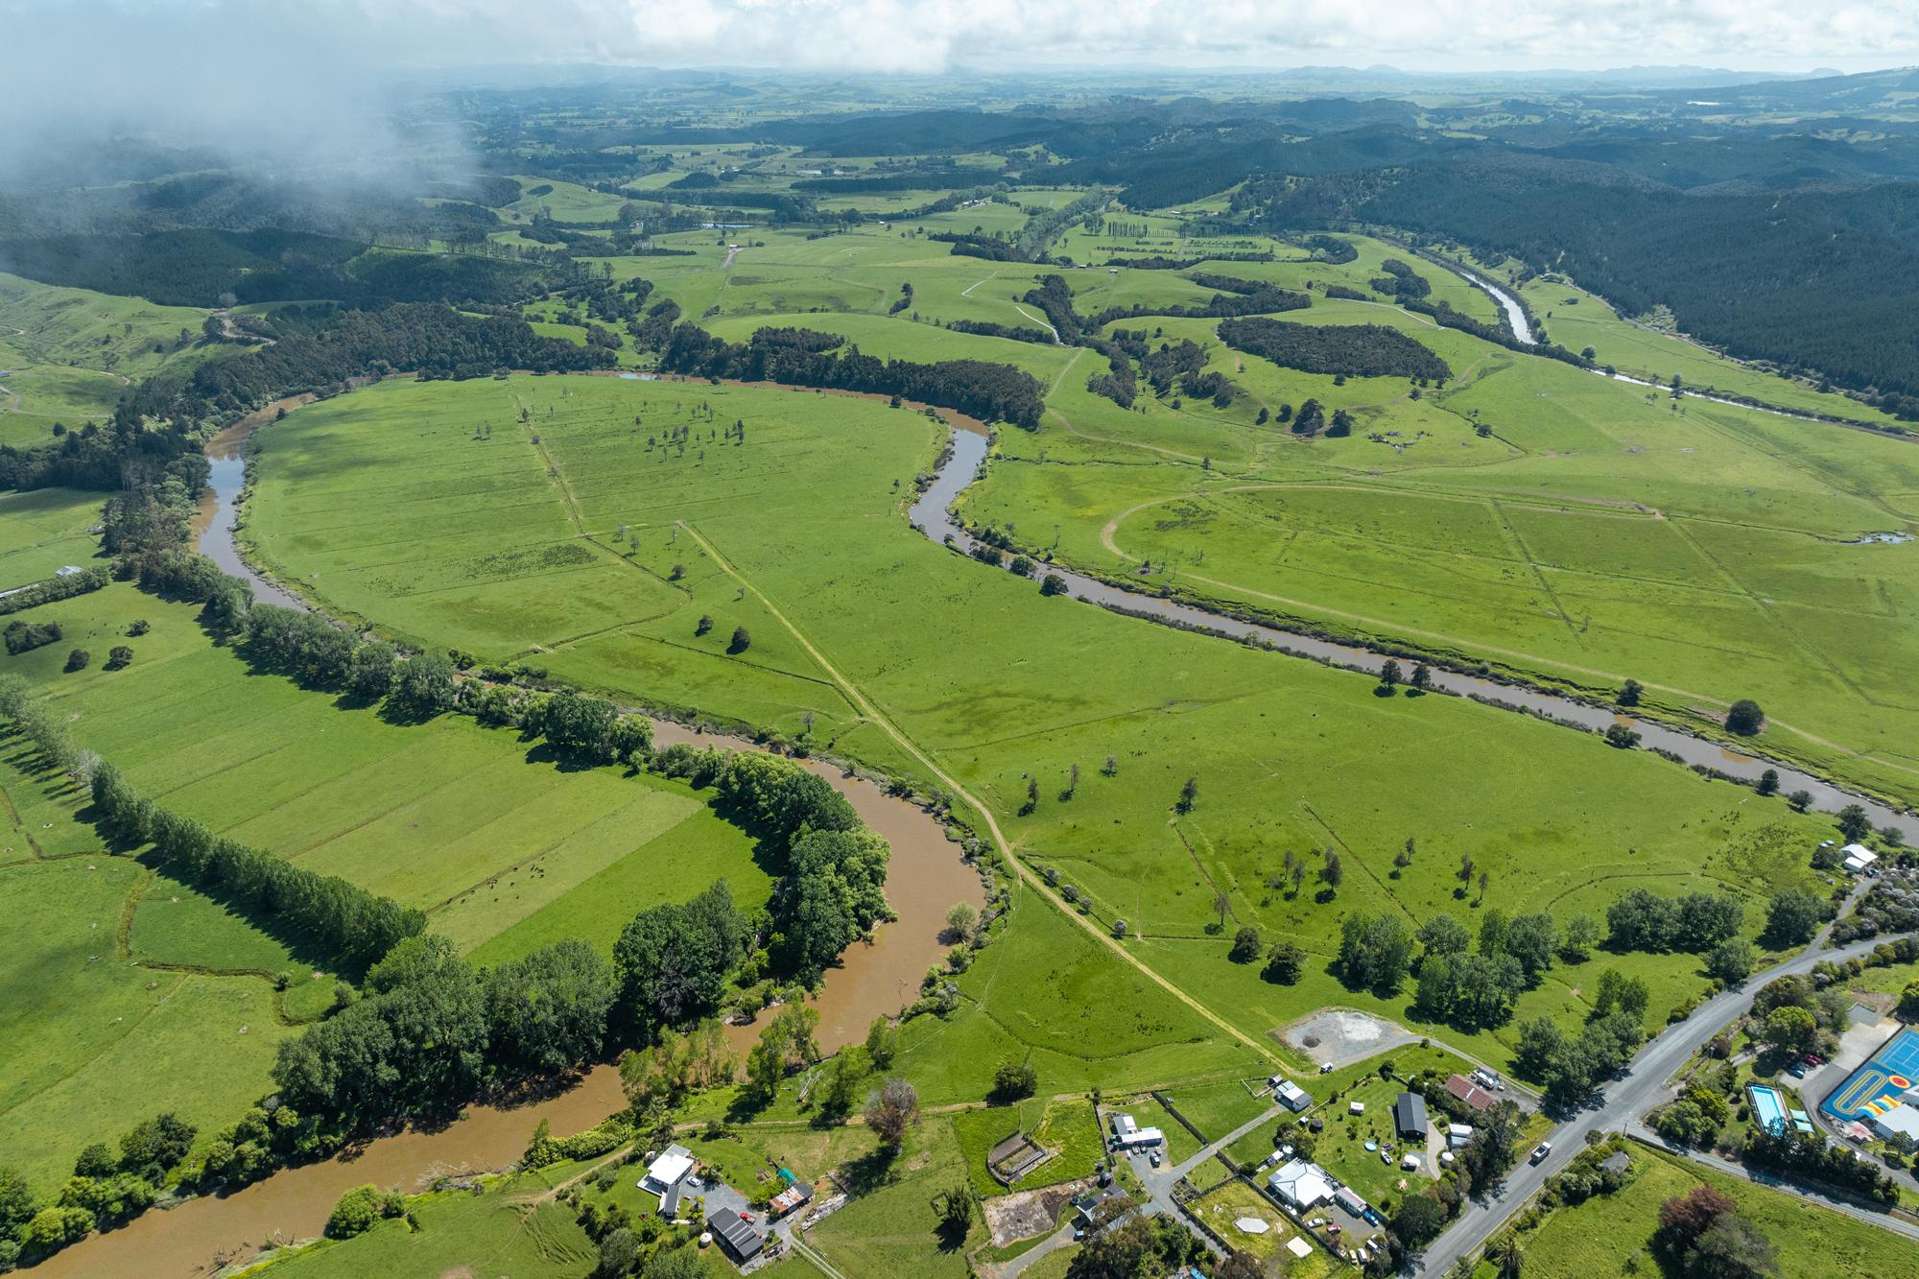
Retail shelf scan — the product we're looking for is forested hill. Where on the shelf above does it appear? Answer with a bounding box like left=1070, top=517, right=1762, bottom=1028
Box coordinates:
left=0, top=230, right=570, bottom=309
left=1246, top=156, right=1919, bottom=415
left=0, top=304, right=610, bottom=492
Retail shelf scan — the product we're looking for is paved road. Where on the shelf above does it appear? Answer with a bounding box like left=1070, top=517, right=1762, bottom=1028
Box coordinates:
left=1416, top=933, right=1899, bottom=1274
left=1625, top=1125, right=1919, bottom=1243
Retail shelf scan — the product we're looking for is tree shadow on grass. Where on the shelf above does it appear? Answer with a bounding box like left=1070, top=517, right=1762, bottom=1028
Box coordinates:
left=838, top=1143, right=900, bottom=1197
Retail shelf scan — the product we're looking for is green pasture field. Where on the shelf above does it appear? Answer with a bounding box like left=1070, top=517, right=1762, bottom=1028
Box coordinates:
left=703, top=310, right=1076, bottom=382
left=1469, top=1145, right=1914, bottom=1279
left=242, top=371, right=1839, bottom=1093
left=889, top=883, right=1263, bottom=1105
left=0, top=271, right=221, bottom=444
left=503, top=176, right=630, bottom=224
left=963, top=293, right=1919, bottom=807
left=0, top=854, right=292, bottom=1191
left=1047, top=228, right=1500, bottom=327
left=244, top=374, right=924, bottom=745
left=6, top=581, right=767, bottom=963
left=0, top=486, right=103, bottom=588
left=0, top=566, right=775, bottom=1187
left=1161, top=1077, right=1273, bottom=1145
left=129, top=869, right=341, bottom=1019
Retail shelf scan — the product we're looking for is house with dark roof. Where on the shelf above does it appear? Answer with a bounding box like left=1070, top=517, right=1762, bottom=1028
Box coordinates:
left=1393, top=1091, right=1428, bottom=1140
left=707, top=1207, right=764, bottom=1262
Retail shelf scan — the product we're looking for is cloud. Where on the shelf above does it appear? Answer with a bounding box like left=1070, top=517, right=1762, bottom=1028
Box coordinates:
left=2, top=0, right=1917, bottom=180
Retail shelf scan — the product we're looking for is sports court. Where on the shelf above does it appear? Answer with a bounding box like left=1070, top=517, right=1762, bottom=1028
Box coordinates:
left=1820, top=1026, right=1919, bottom=1123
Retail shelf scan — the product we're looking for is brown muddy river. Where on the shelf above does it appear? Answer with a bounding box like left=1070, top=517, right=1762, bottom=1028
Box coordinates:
left=35, top=735, right=979, bottom=1279
left=41, top=413, right=983, bottom=1278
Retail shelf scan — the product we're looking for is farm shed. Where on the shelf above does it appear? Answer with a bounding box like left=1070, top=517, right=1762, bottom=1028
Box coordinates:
left=707, top=1207, right=764, bottom=1262
left=1393, top=1091, right=1428, bottom=1139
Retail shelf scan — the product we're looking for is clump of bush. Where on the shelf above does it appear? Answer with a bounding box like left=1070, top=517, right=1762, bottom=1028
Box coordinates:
left=325, top=1183, right=404, bottom=1238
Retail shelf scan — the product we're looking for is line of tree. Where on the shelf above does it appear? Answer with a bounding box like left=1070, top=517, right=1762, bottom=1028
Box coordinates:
left=89, top=761, right=426, bottom=972
left=793, top=169, right=987, bottom=194
left=1604, top=887, right=1745, bottom=955
left=1743, top=1127, right=1898, bottom=1204
left=931, top=232, right=1036, bottom=263
left=946, top=319, right=1057, bottom=345
left=1024, top=272, right=1313, bottom=347
left=0, top=567, right=107, bottom=618
left=1098, top=252, right=1276, bottom=269
left=269, top=933, right=618, bottom=1150
left=657, top=323, right=1045, bottom=428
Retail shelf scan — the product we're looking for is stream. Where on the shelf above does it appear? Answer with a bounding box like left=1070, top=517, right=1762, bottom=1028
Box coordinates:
left=190, top=400, right=309, bottom=612
left=910, top=428, right=1918, bottom=842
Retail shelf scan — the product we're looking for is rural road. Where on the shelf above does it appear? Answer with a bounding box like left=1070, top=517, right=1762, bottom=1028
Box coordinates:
left=1415, top=933, right=1903, bottom=1274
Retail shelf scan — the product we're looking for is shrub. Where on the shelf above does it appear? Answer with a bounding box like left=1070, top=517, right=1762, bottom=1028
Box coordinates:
left=3, top=619, right=61, bottom=655
left=104, top=645, right=134, bottom=670
left=63, top=648, right=90, bottom=672
left=991, top=1059, right=1037, bottom=1103
left=326, top=1183, right=403, bottom=1238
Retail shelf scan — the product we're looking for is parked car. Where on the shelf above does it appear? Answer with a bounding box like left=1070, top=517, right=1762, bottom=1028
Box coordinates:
left=1529, top=1143, right=1552, bottom=1165
left=1149, top=1151, right=1161, bottom=1168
